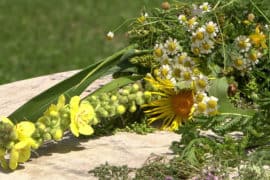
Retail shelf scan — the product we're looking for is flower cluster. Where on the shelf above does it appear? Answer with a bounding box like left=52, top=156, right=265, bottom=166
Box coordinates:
left=232, top=25, right=267, bottom=72
left=0, top=95, right=97, bottom=170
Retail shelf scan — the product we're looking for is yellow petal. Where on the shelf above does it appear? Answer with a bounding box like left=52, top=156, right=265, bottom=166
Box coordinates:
left=70, top=96, right=80, bottom=121
left=78, top=124, right=94, bottom=136
left=18, top=146, right=31, bottom=163
left=9, top=149, right=19, bottom=170
left=16, top=121, right=36, bottom=140
left=57, top=95, right=66, bottom=109
left=79, top=101, right=95, bottom=122
left=70, top=122, right=79, bottom=137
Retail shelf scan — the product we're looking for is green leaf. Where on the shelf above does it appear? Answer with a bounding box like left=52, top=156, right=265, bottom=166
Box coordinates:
left=208, top=77, right=255, bottom=116
left=8, top=44, right=146, bottom=123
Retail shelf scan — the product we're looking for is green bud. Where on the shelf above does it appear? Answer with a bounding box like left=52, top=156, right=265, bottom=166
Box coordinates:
left=144, top=91, right=152, bottom=99
left=43, top=133, right=52, bottom=141
left=37, top=122, right=46, bottom=131
left=120, top=89, right=130, bottom=96
left=129, top=104, right=137, bottom=113
left=131, top=83, right=140, bottom=92
left=128, top=94, right=136, bottom=101
left=119, top=96, right=129, bottom=104
left=100, top=109, right=109, bottom=118
left=136, top=97, right=145, bottom=105
left=53, top=129, right=63, bottom=141
left=117, top=105, right=126, bottom=115
left=49, top=110, right=59, bottom=118
left=110, top=95, right=118, bottom=102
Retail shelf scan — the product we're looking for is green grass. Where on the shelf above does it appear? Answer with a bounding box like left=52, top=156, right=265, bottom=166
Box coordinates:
left=0, top=0, right=161, bottom=84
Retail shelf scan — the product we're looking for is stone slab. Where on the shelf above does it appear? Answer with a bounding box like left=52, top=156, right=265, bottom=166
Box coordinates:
left=0, top=71, right=181, bottom=179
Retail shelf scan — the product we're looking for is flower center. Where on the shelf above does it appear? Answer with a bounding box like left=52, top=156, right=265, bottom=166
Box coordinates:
left=168, top=42, right=176, bottom=52
left=170, top=90, right=194, bottom=118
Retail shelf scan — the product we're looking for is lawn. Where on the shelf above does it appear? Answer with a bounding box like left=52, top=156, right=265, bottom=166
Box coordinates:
left=0, top=0, right=161, bottom=84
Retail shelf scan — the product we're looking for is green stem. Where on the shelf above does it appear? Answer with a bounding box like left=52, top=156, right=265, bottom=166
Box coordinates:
left=249, top=0, right=270, bottom=24
left=220, top=112, right=253, bottom=118
left=214, top=13, right=227, bottom=71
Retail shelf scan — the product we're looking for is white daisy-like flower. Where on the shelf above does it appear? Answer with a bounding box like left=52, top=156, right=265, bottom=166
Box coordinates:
left=199, top=2, right=211, bottom=13
left=183, top=56, right=195, bottom=68
left=106, top=31, right=114, bottom=40
left=193, top=96, right=208, bottom=115
left=164, top=37, right=181, bottom=55
left=187, top=17, right=199, bottom=31
left=245, top=50, right=262, bottom=65
left=178, top=14, right=187, bottom=25
left=195, top=92, right=207, bottom=103
left=171, top=64, right=183, bottom=79
left=232, top=55, right=248, bottom=71
left=180, top=67, right=195, bottom=85
left=206, top=96, right=218, bottom=115
left=153, top=43, right=166, bottom=59
left=192, top=27, right=206, bottom=41
left=195, top=74, right=209, bottom=91
left=200, top=39, right=215, bottom=54
left=137, top=12, right=149, bottom=24
left=191, top=42, right=202, bottom=56
left=235, top=36, right=251, bottom=53
left=158, top=64, right=173, bottom=80
left=160, top=54, right=173, bottom=65
left=204, top=21, right=219, bottom=38
left=175, top=52, right=188, bottom=65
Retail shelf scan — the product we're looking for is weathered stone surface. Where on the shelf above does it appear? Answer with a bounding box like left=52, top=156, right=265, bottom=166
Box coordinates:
left=0, top=71, right=180, bottom=179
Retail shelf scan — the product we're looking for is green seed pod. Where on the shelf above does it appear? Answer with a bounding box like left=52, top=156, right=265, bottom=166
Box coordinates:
left=117, top=105, right=126, bottom=115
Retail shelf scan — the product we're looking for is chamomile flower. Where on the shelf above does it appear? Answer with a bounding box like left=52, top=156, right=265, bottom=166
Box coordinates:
left=175, top=52, right=188, bottom=65
left=191, top=43, right=201, bottom=56
left=235, top=36, right=251, bottom=52
left=178, top=14, right=187, bottom=25
left=204, top=21, right=218, bottom=38
left=160, top=54, right=173, bottom=65
left=246, top=49, right=262, bottom=65
left=171, top=64, right=182, bottom=79
left=164, top=38, right=181, bottom=55
left=137, top=12, right=149, bottom=24
left=106, top=31, right=114, bottom=40
left=195, top=74, right=209, bottom=91
left=195, top=92, right=207, bottom=103
left=193, top=96, right=208, bottom=115
left=200, top=39, right=214, bottom=54
left=180, top=67, right=195, bottom=85
left=206, top=96, right=218, bottom=115
left=158, top=64, right=173, bottom=80
left=193, top=27, right=206, bottom=41
left=183, top=56, right=195, bottom=68
left=199, top=2, right=211, bottom=13
left=153, top=43, right=166, bottom=59
left=232, top=55, right=248, bottom=71
left=187, top=17, right=198, bottom=31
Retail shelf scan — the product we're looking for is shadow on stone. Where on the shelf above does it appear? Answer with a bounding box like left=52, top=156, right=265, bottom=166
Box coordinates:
left=33, top=134, right=85, bottom=158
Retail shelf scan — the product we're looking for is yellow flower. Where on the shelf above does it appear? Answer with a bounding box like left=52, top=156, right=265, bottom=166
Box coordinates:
left=69, top=96, right=98, bottom=137
left=142, top=75, right=194, bottom=131
left=9, top=141, right=32, bottom=170
left=249, top=26, right=267, bottom=49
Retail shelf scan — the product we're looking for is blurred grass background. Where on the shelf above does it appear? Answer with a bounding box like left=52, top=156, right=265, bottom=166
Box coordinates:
left=0, top=0, right=161, bottom=84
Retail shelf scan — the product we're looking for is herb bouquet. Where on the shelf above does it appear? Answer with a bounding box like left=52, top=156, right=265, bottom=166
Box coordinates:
left=1, top=0, right=270, bottom=178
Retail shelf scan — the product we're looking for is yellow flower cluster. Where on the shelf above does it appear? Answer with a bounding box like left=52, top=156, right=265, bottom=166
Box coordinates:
left=232, top=26, right=267, bottom=71
left=0, top=95, right=97, bottom=170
